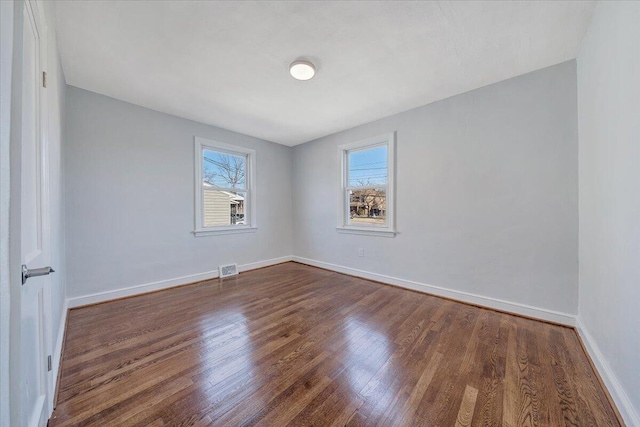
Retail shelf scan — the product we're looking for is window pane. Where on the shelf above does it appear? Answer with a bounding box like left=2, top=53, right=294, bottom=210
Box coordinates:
left=348, top=188, right=387, bottom=226
left=348, top=145, right=387, bottom=187
left=203, top=149, right=246, bottom=189
left=203, top=188, right=246, bottom=227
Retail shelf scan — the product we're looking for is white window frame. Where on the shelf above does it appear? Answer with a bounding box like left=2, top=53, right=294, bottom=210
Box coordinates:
left=337, top=132, right=396, bottom=237
left=193, top=136, right=257, bottom=236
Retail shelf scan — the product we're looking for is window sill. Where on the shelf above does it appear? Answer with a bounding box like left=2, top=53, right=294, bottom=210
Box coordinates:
left=193, top=226, right=257, bottom=237
left=336, top=226, right=396, bottom=238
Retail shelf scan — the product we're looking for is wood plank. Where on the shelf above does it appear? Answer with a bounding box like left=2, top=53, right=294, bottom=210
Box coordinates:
left=456, top=385, right=478, bottom=427
left=49, top=262, right=623, bottom=426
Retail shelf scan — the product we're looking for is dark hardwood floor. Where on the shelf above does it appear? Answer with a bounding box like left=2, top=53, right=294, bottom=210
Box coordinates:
left=50, top=262, right=621, bottom=426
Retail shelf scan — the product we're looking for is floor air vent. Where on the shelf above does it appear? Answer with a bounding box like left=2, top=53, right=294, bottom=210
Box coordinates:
left=219, top=263, right=239, bottom=278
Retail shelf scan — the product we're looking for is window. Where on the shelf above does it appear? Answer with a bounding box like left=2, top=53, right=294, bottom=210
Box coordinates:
left=338, top=133, right=395, bottom=237
left=194, top=137, right=256, bottom=236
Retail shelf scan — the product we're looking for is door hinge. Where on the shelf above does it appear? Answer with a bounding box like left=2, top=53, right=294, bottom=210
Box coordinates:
left=47, top=355, right=52, bottom=372
left=42, top=71, right=47, bottom=88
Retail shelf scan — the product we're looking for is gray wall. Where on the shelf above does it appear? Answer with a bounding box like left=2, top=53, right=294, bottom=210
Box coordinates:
left=293, top=61, right=579, bottom=314
left=577, top=1, right=640, bottom=420
left=64, top=87, right=293, bottom=298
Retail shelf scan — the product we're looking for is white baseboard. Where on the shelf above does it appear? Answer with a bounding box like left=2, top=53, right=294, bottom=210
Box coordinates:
left=292, top=256, right=577, bottom=326
left=238, top=256, right=292, bottom=273
left=67, top=256, right=293, bottom=309
left=576, top=318, right=640, bottom=427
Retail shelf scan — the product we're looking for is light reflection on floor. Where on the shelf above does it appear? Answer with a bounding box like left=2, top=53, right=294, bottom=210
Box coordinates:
left=343, top=316, right=399, bottom=412
left=193, top=309, right=259, bottom=411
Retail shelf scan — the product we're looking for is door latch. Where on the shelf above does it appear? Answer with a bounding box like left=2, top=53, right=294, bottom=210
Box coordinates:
left=22, top=264, right=54, bottom=285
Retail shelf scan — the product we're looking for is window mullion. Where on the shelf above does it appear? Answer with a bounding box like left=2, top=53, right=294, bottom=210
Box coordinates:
left=346, top=185, right=387, bottom=191
left=205, top=187, right=248, bottom=193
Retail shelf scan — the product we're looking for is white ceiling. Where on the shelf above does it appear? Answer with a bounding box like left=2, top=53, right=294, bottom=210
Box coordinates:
left=54, top=1, right=595, bottom=146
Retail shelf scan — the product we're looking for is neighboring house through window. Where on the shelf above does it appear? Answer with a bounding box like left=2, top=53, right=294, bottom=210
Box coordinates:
left=337, top=132, right=396, bottom=237
left=194, top=136, right=256, bottom=236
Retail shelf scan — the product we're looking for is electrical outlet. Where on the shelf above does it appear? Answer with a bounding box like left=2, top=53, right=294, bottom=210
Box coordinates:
left=358, top=248, right=365, bottom=257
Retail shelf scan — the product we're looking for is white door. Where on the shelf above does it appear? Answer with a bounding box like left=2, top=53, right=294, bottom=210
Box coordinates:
left=20, top=1, right=53, bottom=426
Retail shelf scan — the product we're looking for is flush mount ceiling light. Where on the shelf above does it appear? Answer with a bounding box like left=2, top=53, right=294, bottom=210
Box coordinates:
left=289, top=60, right=315, bottom=81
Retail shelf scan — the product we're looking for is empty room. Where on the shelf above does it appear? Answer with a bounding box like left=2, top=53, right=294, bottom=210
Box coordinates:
left=1, top=0, right=639, bottom=426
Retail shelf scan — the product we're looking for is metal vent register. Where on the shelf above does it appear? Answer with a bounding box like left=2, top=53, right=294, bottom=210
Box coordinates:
left=219, top=264, right=239, bottom=278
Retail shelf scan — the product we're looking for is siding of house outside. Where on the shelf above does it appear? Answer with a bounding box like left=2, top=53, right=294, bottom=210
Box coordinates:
left=203, top=189, right=231, bottom=226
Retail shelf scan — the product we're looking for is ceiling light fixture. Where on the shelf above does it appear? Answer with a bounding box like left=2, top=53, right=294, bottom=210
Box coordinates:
left=289, top=60, right=315, bottom=81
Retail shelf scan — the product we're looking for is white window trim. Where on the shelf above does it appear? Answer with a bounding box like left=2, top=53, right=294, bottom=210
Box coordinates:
left=337, top=132, right=396, bottom=237
left=193, top=136, right=257, bottom=237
